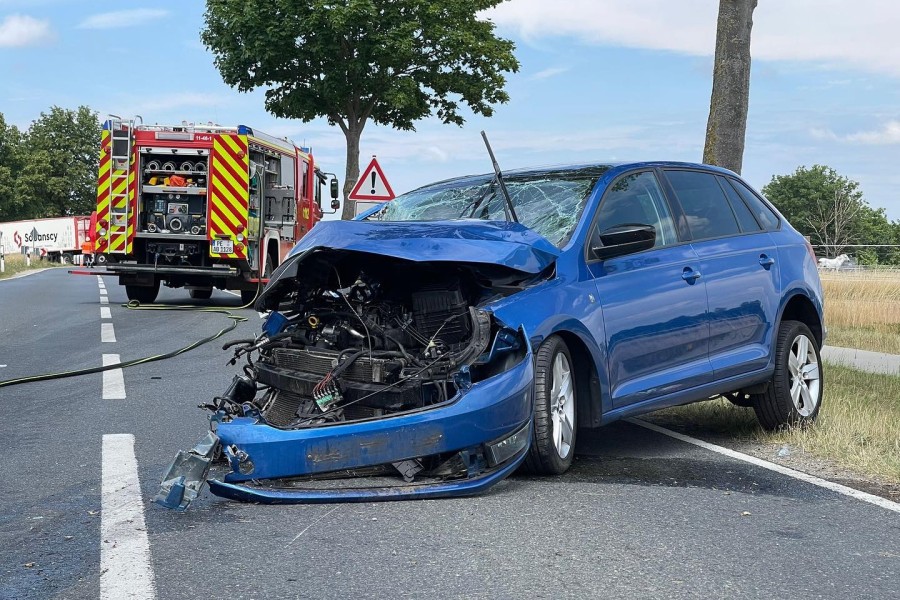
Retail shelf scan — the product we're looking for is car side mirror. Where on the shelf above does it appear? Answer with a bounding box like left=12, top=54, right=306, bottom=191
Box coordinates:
left=591, top=224, right=656, bottom=260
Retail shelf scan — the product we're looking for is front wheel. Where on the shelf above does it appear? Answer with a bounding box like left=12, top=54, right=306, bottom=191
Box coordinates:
left=525, top=336, right=577, bottom=475
left=752, top=320, right=823, bottom=430
left=125, top=279, right=160, bottom=304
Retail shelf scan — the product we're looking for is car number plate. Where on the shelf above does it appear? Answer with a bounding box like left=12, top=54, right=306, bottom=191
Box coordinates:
left=212, top=239, right=234, bottom=254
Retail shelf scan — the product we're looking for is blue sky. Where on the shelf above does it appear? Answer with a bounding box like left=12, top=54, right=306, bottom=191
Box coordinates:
left=1, top=0, right=899, bottom=219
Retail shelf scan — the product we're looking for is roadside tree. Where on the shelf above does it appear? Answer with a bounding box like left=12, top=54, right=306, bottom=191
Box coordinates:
left=763, top=165, right=897, bottom=265
left=703, top=0, right=757, bottom=174
left=0, top=113, right=24, bottom=221
left=16, top=106, right=101, bottom=218
left=202, top=0, right=519, bottom=219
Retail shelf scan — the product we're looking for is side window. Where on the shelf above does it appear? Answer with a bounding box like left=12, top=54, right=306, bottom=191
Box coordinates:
left=280, top=154, right=296, bottom=191
left=717, top=175, right=761, bottom=233
left=593, top=171, right=678, bottom=249
left=728, top=178, right=780, bottom=230
left=665, top=170, right=740, bottom=240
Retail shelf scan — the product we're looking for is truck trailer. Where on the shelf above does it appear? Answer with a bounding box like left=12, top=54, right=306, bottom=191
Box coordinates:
left=94, top=117, right=340, bottom=303
left=0, top=215, right=93, bottom=264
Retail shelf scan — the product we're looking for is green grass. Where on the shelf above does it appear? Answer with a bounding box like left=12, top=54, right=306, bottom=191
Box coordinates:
left=827, top=326, right=900, bottom=355
left=0, top=253, right=61, bottom=280
left=650, top=362, right=900, bottom=485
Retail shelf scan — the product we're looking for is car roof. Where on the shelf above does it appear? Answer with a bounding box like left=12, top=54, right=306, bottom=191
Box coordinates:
left=408, top=161, right=740, bottom=192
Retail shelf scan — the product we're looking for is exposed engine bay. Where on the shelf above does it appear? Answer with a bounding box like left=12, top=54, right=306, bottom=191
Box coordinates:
left=212, top=250, right=538, bottom=429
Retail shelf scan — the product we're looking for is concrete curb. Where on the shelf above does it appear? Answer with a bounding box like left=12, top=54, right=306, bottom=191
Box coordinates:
left=822, top=346, right=900, bottom=376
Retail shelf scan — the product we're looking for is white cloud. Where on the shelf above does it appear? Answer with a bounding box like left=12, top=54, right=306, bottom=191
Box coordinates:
left=0, top=14, right=54, bottom=47
left=77, top=9, right=168, bottom=30
left=814, top=121, right=900, bottom=145
left=530, top=66, right=570, bottom=80
left=110, top=92, right=227, bottom=118
left=486, top=0, right=900, bottom=77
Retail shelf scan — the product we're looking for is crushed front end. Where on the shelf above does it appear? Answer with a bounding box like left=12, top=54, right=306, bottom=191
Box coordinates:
left=156, top=240, right=543, bottom=509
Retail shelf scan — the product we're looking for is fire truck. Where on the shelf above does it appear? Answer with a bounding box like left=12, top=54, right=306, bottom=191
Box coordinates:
left=95, top=117, right=340, bottom=303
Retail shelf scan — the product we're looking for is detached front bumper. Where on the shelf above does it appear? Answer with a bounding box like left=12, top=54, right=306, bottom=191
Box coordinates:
left=156, top=351, right=533, bottom=508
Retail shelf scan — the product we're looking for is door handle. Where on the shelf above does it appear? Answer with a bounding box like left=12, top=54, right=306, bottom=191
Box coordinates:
left=682, top=267, right=701, bottom=282
left=759, top=254, right=776, bottom=268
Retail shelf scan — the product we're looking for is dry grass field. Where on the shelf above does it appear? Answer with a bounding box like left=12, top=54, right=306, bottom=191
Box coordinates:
left=821, top=269, right=900, bottom=354
left=0, top=253, right=61, bottom=280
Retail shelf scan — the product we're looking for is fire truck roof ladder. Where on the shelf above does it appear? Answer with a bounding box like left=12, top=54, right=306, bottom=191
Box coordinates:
left=107, top=115, right=133, bottom=255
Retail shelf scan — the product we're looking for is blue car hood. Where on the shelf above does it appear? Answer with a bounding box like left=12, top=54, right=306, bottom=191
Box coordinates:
left=286, top=219, right=560, bottom=273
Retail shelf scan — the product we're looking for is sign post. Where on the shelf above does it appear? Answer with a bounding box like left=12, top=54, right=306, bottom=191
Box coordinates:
left=349, top=156, right=396, bottom=217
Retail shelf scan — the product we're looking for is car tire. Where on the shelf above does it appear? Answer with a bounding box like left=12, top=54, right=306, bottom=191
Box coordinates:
left=125, top=279, right=160, bottom=304
left=525, top=335, right=577, bottom=475
left=189, top=288, right=213, bottom=300
left=751, top=320, right=823, bottom=430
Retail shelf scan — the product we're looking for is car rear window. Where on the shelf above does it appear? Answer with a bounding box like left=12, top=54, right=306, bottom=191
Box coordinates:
left=727, top=178, right=780, bottom=231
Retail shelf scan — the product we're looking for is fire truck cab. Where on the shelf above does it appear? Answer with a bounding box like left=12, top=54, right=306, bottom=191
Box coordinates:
left=95, top=117, right=339, bottom=303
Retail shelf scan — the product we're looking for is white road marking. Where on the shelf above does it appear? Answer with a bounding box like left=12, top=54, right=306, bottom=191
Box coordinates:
left=630, top=418, right=900, bottom=515
left=223, top=290, right=240, bottom=296
left=100, top=289, right=108, bottom=297
left=100, top=296, right=109, bottom=305
left=101, top=322, right=117, bottom=343
left=101, top=306, right=112, bottom=319
left=101, top=434, right=156, bottom=600
left=102, top=354, right=125, bottom=400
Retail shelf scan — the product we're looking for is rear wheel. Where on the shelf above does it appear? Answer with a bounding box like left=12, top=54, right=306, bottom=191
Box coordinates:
left=752, top=320, right=823, bottom=430
left=525, top=336, right=577, bottom=475
left=125, top=279, right=160, bottom=304
left=188, top=288, right=213, bottom=300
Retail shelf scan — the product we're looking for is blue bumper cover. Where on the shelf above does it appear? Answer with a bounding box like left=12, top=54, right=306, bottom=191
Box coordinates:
left=206, top=352, right=534, bottom=503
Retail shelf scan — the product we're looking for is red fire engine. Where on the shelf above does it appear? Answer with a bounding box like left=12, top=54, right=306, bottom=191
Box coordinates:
left=94, top=117, right=339, bottom=303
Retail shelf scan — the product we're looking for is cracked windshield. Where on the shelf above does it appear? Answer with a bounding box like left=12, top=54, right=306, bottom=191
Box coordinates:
left=370, top=170, right=606, bottom=247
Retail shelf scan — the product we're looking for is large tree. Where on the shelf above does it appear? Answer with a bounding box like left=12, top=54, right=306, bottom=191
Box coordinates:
left=202, top=0, right=519, bottom=219
left=703, top=0, right=757, bottom=174
left=17, top=106, right=101, bottom=217
left=0, top=113, right=24, bottom=221
left=763, top=165, right=898, bottom=264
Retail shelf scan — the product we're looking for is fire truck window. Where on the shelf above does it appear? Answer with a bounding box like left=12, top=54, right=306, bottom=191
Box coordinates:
left=281, top=155, right=296, bottom=191
left=301, top=160, right=310, bottom=199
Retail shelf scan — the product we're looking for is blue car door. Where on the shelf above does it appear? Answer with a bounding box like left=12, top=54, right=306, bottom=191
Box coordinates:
left=587, top=170, right=712, bottom=409
left=662, top=170, right=780, bottom=379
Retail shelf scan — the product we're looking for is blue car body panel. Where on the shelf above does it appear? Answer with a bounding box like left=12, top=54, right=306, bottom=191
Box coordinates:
left=285, top=219, right=560, bottom=274
left=157, top=160, right=825, bottom=508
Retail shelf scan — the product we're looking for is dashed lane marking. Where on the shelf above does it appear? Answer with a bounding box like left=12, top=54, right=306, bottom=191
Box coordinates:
left=101, top=322, right=116, bottom=343
left=100, top=296, right=108, bottom=305
left=102, top=354, right=125, bottom=400
left=101, top=434, right=156, bottom=600
left=101, top=307, right=111, bottom=319
left=630, top=419, right=900, bottom=515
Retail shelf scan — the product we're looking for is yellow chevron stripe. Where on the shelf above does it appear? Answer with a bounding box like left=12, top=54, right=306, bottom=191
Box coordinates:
left=220, top=136, right=249, bottom=174
left=210, top=168, right=246, bottom=221
left=209, top=210, right=236, bottom=237
left=213, top=146, right=249, bottom=187
left=211, top=195, right=242, bottom=229
left=215, top=138, right=249, bottom=181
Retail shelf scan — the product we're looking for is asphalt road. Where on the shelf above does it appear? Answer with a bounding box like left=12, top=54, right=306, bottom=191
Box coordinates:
left=1, top=269, right=898, bottom=600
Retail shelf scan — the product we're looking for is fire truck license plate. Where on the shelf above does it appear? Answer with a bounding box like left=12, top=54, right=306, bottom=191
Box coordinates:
left=212, top=240, right=234, bottom=254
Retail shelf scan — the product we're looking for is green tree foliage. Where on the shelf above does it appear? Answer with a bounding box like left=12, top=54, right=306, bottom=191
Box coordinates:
left=202, top=0, right=519, bottom=219
left=0, top=114, right=24, bottom=221
left=762, top=165, right=900, bottom=265
left=18, top=106, right=101, bottom=217
left=0, top=106, right=100, bottom=221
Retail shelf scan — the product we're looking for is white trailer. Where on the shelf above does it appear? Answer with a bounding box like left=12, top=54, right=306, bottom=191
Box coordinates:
left=0, top=216, right=92, bottom=263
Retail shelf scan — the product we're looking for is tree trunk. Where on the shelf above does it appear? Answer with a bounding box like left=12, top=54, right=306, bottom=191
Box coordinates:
left=340, top=125, right=362, bottom=221
left=703, top=0, right=757, bottom=174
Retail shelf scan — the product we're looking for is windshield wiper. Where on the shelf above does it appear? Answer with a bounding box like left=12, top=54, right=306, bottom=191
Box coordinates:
left=480, top=131, right=519, bottom=223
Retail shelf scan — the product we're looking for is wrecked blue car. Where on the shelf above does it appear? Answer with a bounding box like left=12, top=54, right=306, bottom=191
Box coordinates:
left=157, top=162, right=825, bottom=509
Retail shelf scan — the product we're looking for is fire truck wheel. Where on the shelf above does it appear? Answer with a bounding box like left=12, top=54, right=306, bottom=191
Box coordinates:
left=125, top=280, right=160, bottom=304
left=189, top=288, right=213, bottom=300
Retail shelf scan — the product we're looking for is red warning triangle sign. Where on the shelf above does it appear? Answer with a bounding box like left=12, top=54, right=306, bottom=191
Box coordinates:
left=349, top=157, right=396, bottom=201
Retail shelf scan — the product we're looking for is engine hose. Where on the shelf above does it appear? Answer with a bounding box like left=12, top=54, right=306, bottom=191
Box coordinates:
left=0, top=298, right=258, bottom=389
